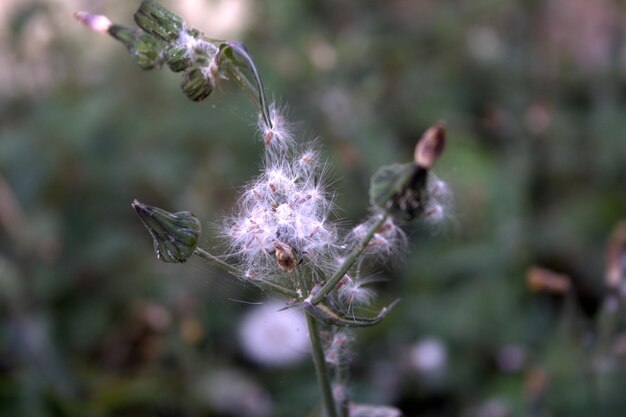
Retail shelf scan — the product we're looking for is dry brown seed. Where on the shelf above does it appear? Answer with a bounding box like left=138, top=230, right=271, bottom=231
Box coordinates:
left=274, top=242, right=297, bottom=272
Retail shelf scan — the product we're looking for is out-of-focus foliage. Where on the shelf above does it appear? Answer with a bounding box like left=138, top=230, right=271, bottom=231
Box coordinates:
left=1, top=0, right=625, bottom=416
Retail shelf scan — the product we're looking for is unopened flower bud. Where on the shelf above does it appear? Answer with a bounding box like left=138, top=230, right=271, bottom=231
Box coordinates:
left=370, top=163, right=428, bottom=222
left=527, top=266, right=571, bottom=294
left=164, top=44, right=192, bottom=72
left=133, top=0, right=184, bottom=42
left=274, top=242, right=297, bottom=273
left=414, top=122, right=446, bottom=169
left=181, top=68, right=214, bottom=101
left=107, top=25, right=166, bottom=70
left=132, top=199, right=201, bottom=263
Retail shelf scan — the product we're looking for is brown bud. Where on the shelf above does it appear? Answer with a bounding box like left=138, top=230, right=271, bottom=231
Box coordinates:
left=274, top=242, right=297, bottom=273
left=414, top=121, right=446, bottom=169
left=606, top=221, right=626, bottom=288
left=527, top=266, right=571, bottom=294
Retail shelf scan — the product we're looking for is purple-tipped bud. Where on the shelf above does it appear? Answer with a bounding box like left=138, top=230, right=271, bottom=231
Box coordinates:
left=74, top=11, right=112, bottom=33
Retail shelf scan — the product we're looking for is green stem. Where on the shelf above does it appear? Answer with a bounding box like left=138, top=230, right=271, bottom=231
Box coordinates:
left=193, top=247, right=298, bottom=298
left=306, top=313, right=338, bottom=417
left=311, top=214, right=388, bottom=305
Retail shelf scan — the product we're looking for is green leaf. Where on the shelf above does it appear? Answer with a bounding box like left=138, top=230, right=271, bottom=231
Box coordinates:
left=369, top=163, right=428, bottom=222
left=132, top=199, right=201, bottom=263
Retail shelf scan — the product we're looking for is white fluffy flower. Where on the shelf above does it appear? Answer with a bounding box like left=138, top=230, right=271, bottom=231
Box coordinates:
left=224, top=121, right=337, bottom=274
left=238, top=300, right=309, bottom=367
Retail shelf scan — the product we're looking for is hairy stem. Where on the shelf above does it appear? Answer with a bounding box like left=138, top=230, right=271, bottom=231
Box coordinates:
left=306, top=313, right=338, bottom=417
left=193, top=247, right=298, bottom=298
left=311, top=214, right=388, bottom=305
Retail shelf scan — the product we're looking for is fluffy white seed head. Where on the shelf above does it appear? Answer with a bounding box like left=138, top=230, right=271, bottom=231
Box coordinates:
left=259, top=103, right=294, bottom=151
left=224, top=131, right=336, bottom=274
left=238, top=300, right=309, bottom=367
left=423, top=174, right=454, bottom=227
left=337, top=274, right=376, bottom=307
left=349, top=215, right=407, bottom=259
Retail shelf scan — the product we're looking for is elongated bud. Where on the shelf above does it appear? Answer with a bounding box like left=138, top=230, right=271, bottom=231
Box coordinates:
left=274, top=242, right=297, bottom=272
left=132, top=199, right=201, bottom=263
left=606, top=221, right=626, bottom=289
left=527, top=266, right=571, bottom=294
left=74, top=11, right=112, bottom=33
left=107, top=25, right=166, bottom=70
left=181, top=68, right=214, bottom=101
left=415, top=122, right=446, bottom=169
left=133, top=0, right=184, bottom=42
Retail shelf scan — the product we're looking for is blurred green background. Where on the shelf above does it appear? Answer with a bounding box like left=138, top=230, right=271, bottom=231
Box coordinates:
left=1, top=0, right=626, bottom=416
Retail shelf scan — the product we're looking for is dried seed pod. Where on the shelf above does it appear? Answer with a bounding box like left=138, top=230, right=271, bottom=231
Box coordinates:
left=274, top=242, right=297, bottom=272
left=132, top=199, right=201, bottom=263
left=415, top=121, right=446, bottom=170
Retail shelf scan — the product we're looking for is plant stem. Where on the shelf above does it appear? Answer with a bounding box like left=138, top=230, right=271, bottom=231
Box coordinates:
left=311, top=214, right=388, bottom=305
left=335, top=344, right=350, bottom=417
left=193, top=247, right=298, bottom=298
left=306, top=312, right=338, bottom=417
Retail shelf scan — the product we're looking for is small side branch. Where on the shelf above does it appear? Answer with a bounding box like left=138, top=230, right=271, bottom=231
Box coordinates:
left=193, top=248, right=298, bottom=298
left=311, top=214, right=388, bottom=305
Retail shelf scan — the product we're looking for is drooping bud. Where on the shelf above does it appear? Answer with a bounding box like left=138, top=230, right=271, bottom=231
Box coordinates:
left=527, top=266, right=571, bottom=294
left=107, top=25, right=166, bottom=70
left=132, top=199, right=201, bottom=263
left=133, top=0, right=184, bottom=42
left=274, top=242, right=297, bottom=273
left=606, top=221, right=626, bottom=289
left=370, top=163, right=428, bottom=222
left=181, top=68, right=214, bottom=101
left=414, top=121, right=446, bottom=170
